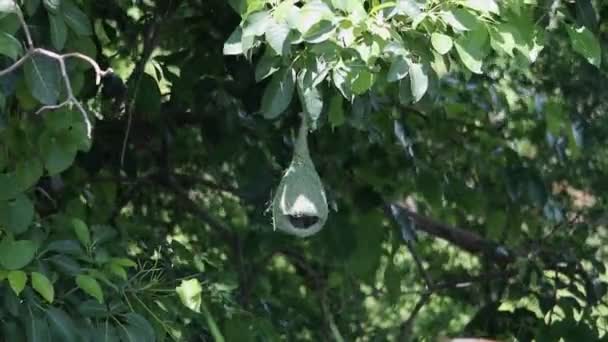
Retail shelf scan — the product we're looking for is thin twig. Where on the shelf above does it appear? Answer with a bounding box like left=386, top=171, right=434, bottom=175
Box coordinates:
left=0, top=51, right=32, bottom=77
left=399, top=292, right=431, bottom=341
left=16, top=7, right=33, bottom=48
left=121, top=19, right=162, bottom=169
left=322, top=294, right=345, bottom=342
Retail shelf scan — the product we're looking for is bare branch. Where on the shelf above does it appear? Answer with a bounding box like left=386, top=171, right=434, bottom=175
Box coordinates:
left=0, top=51, right=32, bottom=77
left=394, top=204, right=516, bottom=264
left=62, top=52, right=113, bottom=84
left=0, top=5, right=112, bottom=139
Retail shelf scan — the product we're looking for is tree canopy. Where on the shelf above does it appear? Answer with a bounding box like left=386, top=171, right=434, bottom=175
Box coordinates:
left=0, top=0, right=607, bottom=341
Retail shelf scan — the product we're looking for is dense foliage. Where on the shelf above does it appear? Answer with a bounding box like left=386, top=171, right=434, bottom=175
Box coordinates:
left=0, top=0, right=607, bottom=340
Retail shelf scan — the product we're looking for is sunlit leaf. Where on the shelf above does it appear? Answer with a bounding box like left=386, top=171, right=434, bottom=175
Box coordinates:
left=431, top=32, right=453, bottom=55
left=0, top=0, right=16, bottom=13
left=76, top=274, right=104, bottom=303
left=350, top=67, right=374, bottom=95
left=176, top=278, right=203, bottom=313
left=302, top=20, right=335, bottom=43
left=441, top=8, right=479, bottom=32
left=567, top=24, right=601, bottom=67
left=32, top=271, right=54, bottom=303
left=7, top=270, right=26, bottom=295
left=408, top=62, right=428, bottom=102
left=72, top=218, right=91, bottom=247
left=455, top=25, right=488, bottom=74
left=223, top=27, right=244, bottom=55
left=462, top=0, right=499, bottom=15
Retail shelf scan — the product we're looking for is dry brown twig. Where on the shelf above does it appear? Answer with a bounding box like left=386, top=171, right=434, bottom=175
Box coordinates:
left=0, top=4, right=112, bottom=138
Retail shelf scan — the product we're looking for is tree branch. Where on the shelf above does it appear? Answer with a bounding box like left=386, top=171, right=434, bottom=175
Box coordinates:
left=393, top=204, right=515, bottom=265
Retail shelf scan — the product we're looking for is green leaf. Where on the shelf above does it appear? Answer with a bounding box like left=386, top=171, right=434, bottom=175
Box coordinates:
left=48, top=254, right=81, bottom=275
left=24, top=55, right=61, bottom=105
left=134, top=73, right=161, bottom=115
left=398, top=77, right=413, bottom=105
left=302, top=20, right=335, bottom=43
left=387, top=55, right=409, bottom=82
left=107, top=263, right=127, bottom=280
left=124, top=313, right=155, bottom=342
left=7, top=270, right=26, bottom=295
left=455, top=25, right=488, bottom=74
left=176, top=278, right=203, bottom=313
left=0, top=32, right=21, bottom=59
left=408, top=62, right=428, bottom=103
left=32, top=271, right=54, bottom=303
left=264, top=18, right=291, bottom=56
left=350, top=67, right=374, bottom=95
left=431, top=32, right=453, bottom=55
left=78, top=300, right=108, bottom=318
left=0, top=194, right=34, bottom=234
left=576, top=0, right=598, bottom=32
left=45, top=240, right=83, bottom=255
left=332, top=67, right=352, bottom=100
left=15, top=158, right=43, bottom=191
left=0, top=172, right=20, bottom=200
left=441, top=8, right=479, bottom=32
left=46, top=308, right=77, bottom=342
left=260, top=67, right=295, bottom=119
left=490, top=23, right=518, bottom=56
left=62, top=0, right=91, bottom=36
left=228, top=0, right=264, bottom=17
left=462, top=0, right=499, bottom=15
left=111, top=257, right=137, bottom=268
left=328, top=93, right=345, bottom=129
left=255, top=48, right=280, bottom=82
left=297, top=69, right=323, bottom=124
left=223, top=26, right=244, bottom=55
left=49, top=13, right=67, bottom=50
left=43, top=141, right=77, bottom=175
left=72, top=218, right=91, bottom=247
left=43, top=0, right=61, bottom=13
left=25, top=0, right=41, bottom=15
left=567, top=24, right=601, bottom=67
left=202, top=303, right=225, bottom=342
left=25, top=315, right=50, bottom=342
left=64, top=36, right=97, bottom=70
left=0, top=0, right=16, bottom=13
left=76, top=274, right=104, bottom=303
left=0, top=238, right=38, bottom=270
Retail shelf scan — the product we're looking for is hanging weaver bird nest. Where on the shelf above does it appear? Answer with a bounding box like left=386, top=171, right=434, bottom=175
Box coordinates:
left=271, top=114, right=328, bottom=237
